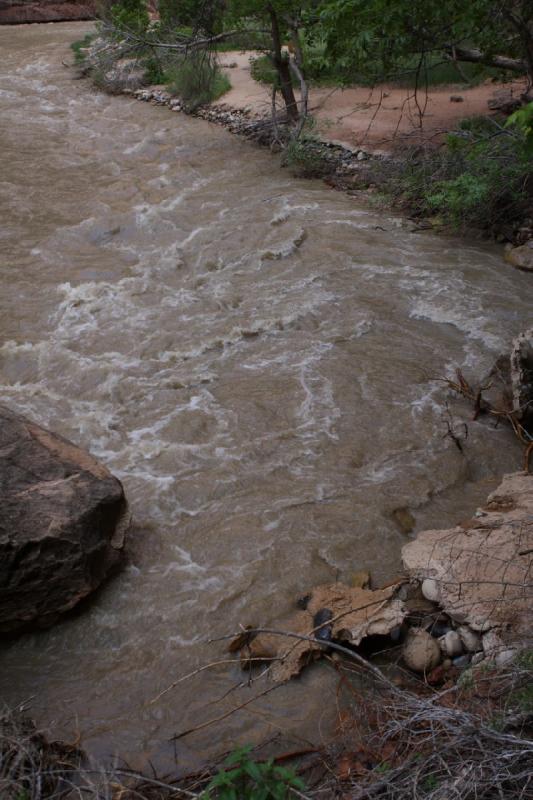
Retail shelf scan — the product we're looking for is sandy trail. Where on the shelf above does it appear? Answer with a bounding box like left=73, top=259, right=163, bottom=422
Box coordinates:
left=219, top=51, right=527, bottom=153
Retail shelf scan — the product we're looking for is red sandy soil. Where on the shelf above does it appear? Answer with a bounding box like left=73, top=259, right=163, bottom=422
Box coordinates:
left=219, top=51, right=528, bottom=154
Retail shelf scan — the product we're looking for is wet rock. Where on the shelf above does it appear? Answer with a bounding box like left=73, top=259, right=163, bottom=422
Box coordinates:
left=402, top=628, right=441, bottom=673
left=390, top=624, right=403, bottom=643
left=239, top=581, right=405, bottom=682
left=457, top=626, right=482, bottom=653
left=438, top=630, right=463, bottom=657
left=306, top=582, right=405, bottom=644
left=392, top=507, right=415, bottom=535
left=427, top=663, right=447, bottom=685
left=240, top=610, right=323, bottom=682
left=0, top=405, right=129, bottom=634
left=505, top=241, right=533, bottom=272
left=313, top=608, right=333, bottom=641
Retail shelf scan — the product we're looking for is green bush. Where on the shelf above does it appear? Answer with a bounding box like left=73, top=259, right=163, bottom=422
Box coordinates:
left=201, top=746, right=305, bottom=800
left=70, top=33, right=95, bottom=64
left=142, top=54, right=167, bottom=84
left=250, top=54, right=298, bottom=89
left=281, top=136, right=332, bottom=178
left=109, top=0, right=149, bottom=36
left=166, top=55, right=231, bottom=110
left=385, top=116, right=532, bottom=234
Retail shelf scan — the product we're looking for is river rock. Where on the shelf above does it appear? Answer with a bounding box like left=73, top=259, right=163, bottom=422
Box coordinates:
left=0, top=405, right=129, bottom=634
left=438, top=630, right=463, bottom=657
left=505, top=241, right=533, bottom=272
left=457, top=626, right=482, bottom=653
left=421, top=578, right=440, bottom=603
left=403, top=628, right=441, bottom=673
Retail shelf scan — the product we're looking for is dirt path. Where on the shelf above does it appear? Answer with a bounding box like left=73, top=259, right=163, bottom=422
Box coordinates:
left=219, top=51, right=527, bottom=153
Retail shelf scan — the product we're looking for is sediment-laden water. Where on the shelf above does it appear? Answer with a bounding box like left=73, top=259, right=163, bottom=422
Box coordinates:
left=0, top=22, right=531, bottom=771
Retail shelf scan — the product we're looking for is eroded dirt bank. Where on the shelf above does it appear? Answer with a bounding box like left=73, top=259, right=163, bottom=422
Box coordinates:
left=0, top=0, right=95, bottom=24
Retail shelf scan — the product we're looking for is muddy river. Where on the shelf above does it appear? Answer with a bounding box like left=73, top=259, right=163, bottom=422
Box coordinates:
left=0, top=21, right=531, bottom=771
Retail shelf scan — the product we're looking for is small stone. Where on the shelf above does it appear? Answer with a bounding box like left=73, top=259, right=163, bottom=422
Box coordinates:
left=439, top=630, right=463, bottom=657
left=357, top=150, right=367, bottom=161
left=425, top=620, right=451, bottom=639
left=457, top=626, right=482, bottom=653
left=495, top=649, right=516, bottom=667
left=390, top=625, right=403, bottom=643
left=482, top=630, right=505, bottom=657
left=450, top=95, right=464, bottom=102
left=402, top=628, right=441, bottom=673
left=442, top=658, right=452, bottom=669
left=472, top=652, right=485, bottom=666
left=427, top=664, right=447, bottom=685
left=313, top=608, right=333, bottom=642
left=452, top=654, right=471, bottom=669
left=421, top=578, right=440, bottom=603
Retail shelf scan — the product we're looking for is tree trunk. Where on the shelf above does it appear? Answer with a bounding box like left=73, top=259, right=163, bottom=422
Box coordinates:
left=267, top=3, right=299, bottom=125
left=288, top=23, right=309, bottom=138
left=447, top=45, right=526, bottom=76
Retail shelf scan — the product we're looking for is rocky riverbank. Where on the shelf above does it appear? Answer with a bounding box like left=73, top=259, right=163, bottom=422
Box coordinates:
left=80, top=33, right=533, bottom=262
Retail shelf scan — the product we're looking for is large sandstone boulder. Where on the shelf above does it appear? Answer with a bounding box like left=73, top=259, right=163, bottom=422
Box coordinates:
left=0, top=405, right=129, bottom=634
left=0, top=0, right=95, bottom=24
left=402, top=472, right=533, bottom=637
left=505, top=241, right=533, bottom=272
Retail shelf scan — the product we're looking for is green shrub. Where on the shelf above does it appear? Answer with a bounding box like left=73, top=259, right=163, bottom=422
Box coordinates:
left=250, top=54, right=298, bottom=89
left=384, top=116, right=532, bottom=234
left=166, top=54, right=231, bottom=110
left=70, top=33, right=95, bottom=64
left=109, top=0, right=149, bottom=36
left=250, top=54, right=278, bottom=86
left=142, top=54, right=167, bottom=84
left=201, top=746, right=305, bottom=800
left=281, top=136, right=331, bottom=178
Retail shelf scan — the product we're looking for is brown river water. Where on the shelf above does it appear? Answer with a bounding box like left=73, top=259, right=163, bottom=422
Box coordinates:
left=0, top=21, right=532, bottom=772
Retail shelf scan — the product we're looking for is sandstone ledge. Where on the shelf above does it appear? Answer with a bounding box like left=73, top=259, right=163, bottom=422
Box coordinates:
left=402, top=471, right=533, bottom=639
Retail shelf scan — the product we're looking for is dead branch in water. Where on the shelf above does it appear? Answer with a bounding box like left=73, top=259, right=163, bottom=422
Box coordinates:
left=440, top=368, right=533, bottom=471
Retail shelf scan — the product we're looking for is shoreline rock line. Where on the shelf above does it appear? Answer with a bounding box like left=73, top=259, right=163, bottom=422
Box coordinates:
left=233, top=469, right=532, bottom=682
